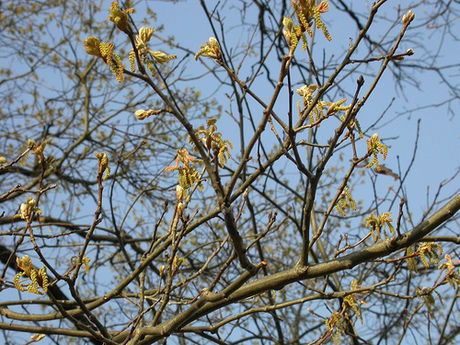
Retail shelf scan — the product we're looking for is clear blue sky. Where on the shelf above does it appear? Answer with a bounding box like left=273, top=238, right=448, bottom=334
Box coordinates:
left=147, top=0, right=459, bottom=216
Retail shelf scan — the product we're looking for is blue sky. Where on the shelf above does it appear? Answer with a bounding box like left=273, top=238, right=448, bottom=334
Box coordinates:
left=145, top=0, right=459, bottom=217
left=1, top=1, right=458, bottom=344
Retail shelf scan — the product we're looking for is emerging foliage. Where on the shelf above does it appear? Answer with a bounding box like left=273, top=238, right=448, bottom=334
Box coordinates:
left=0, top=1, right=458, bottom=345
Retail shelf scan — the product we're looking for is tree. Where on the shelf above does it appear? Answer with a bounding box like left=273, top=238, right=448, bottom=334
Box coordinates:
left=1, top=1, right=459, bottom=344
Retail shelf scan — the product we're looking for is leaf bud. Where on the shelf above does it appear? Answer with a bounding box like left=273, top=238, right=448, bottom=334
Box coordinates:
left=176, top=185, right=185, bottom=202
left=151, top=50, right=177, bottom=64
left=402, top=10, right=415, bottom=25
left=138, top=27, right=154, bottom=44
left=177, top=202, right=184, bottom=217
left=83, top=36, right=102, bottom=57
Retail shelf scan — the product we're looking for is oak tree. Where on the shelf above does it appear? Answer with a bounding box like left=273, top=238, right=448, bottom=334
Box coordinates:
left=1, top=1, right=459, bottom=344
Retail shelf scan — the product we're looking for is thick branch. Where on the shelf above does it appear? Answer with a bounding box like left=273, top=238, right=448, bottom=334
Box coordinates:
left=117, top=194, right=460, bottom=344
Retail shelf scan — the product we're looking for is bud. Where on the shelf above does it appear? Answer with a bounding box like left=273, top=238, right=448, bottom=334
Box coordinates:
left=317, top=1, right=329, bottom=14
left=19, top=197, right=38, bottom=221
left=151, top=50, right=177, bottom=64
left=296, top=84, right=318, bottom=98
left=402, top=10, right=415, bottom=25
left=282, top=16, right=293, bottom=31
left=194, top=37, right=222, bottom=61
left=177, top=202, right=184, bottom=217
left=27, top=139, right=37, bottom=148
left=95, top=152, right=109, bottom=176
left=108, top=1, right=134, bottom=33
left=138, top=27, right=154, bottom=44
left=30, top=334, right=46, bottom=342
left=176, top=185, right=184, bottom=202
left=16, top=255, right=33, bottom=273
left=370, top=133, right=379, bottom=142
left=83, top=36, right=102, bottom=57
left=208, top=37, right=221, bottom=59
left=134, top=109, right=159, bottom=120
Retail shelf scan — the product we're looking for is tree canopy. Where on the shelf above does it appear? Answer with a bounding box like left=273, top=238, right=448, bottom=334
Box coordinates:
left=1, top=1, right=459, bottom=344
